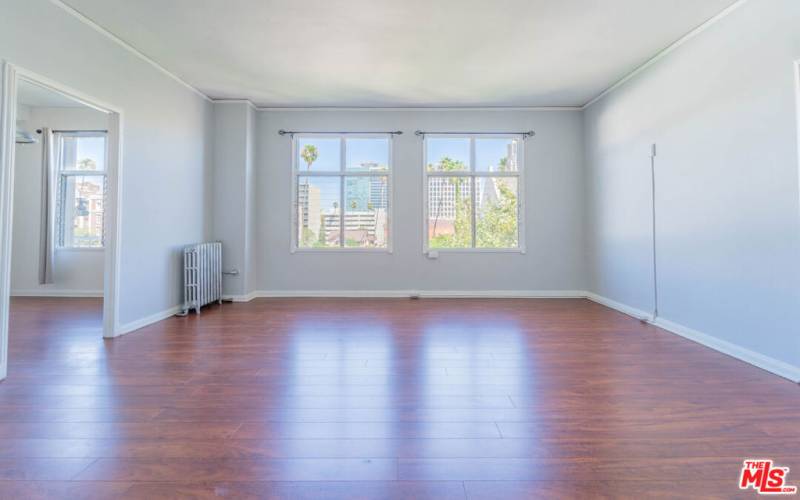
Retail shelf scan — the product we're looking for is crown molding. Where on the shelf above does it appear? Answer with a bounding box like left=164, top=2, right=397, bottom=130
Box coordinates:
left=582, top=0, right=748, bottom=109
left=211, top=99, right=258, bottom=110
left=254, top=106, right=582, bottom=112
left=49, top=0, right=211, bottom=102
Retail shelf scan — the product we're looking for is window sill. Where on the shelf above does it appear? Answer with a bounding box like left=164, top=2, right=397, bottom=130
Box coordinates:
left=57, top=247, right=105, bottom=252
left=291, top=247, right=392, bottom=254
left=424, top=247, right=526, bottom=254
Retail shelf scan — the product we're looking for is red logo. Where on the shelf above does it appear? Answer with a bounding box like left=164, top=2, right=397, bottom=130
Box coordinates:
left=739, top=459, right=797, bottom=495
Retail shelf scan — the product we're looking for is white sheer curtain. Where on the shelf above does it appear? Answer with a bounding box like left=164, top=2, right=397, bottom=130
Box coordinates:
left=38, top=128, right=56, bottom=284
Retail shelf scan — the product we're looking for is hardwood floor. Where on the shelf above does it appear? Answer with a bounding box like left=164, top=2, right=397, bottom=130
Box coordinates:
left=1, top=297, right=798, bottom=499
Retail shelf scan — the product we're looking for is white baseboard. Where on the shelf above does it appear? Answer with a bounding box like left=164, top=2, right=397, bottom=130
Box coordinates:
left=11, top=289, right=103, bottom=298
left=585, top=292, right=653, bottom=322
left=587, top=292, right=800, bottom=384
left=248, top=289, right=588, bottom=299
left=113, top=305, right=180, bottom=338
left=105, top=289, right=800, bottom=384
left=651, top=316, right=800, bottom=384
left=223, top=290, right=260, bottom=302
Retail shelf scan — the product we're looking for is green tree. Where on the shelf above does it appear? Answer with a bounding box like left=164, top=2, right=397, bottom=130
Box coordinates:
left=429, top=154, right=518, bottom=249
left=300, top=144, right=318, bottom=171
left=476, top=179, right=518, bottom=248
left=498, top=157, right=508, bottom=172
left=77, top=158, right=96, bottom=170
left=299, top=144, right=319, bottom=246
left=430, top=157, right=468, bottom=245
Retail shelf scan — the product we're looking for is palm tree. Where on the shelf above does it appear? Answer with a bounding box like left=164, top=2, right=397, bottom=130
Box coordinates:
left=299, top=144, right=319, bottom=243
left=300, top=144, right=318, bottom=172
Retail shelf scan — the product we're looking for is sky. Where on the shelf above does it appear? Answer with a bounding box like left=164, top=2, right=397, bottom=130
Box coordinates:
left=73, top=136, right=106, bottom=170
left=427, top=137, right=516, bottom=171
left=297, top=137, right=389, bottom=171
left=296, top=136, right=515, bottom=172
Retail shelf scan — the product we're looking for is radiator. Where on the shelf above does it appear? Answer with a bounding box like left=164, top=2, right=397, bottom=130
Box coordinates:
left=181, top=241, right=223, bottom=315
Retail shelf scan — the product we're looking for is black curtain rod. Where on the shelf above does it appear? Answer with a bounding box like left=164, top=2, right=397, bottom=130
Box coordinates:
left=414, top=130, right=535, bottom=138
left=278, top=130, right=402, bottom=136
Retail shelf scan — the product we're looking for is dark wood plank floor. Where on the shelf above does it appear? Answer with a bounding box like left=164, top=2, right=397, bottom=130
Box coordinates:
left=1, top=297, right=798, bottom=499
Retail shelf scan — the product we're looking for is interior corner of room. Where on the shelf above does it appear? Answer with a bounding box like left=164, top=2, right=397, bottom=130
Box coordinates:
left=0, top=0, right=798, bottom=496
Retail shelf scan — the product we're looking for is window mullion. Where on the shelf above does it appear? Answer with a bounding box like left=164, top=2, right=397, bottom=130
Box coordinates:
left=470, top=138, right=477, bottom=248
left=340, top=136, right=346, bottom=248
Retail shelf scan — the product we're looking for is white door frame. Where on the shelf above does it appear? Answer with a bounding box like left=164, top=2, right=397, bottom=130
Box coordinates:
left=0, top=61, right=124, bottom=381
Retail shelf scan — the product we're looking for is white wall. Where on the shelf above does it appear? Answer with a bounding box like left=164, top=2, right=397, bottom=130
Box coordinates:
left=584, top=0, right=800, bottom=373
left=1, top=0, right=213, bottom=327
left=12, top=106, right=107, bottom=296
left=254, top=109, right=586, bottom=293
left=212, top=101, right=256, bottom=297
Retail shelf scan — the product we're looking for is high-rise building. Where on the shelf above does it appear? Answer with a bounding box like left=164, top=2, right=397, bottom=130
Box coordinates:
left=297, top=181, right=321, bottom=244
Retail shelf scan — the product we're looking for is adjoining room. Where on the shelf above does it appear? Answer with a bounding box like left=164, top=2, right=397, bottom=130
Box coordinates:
left=10, top=79, right=108, bottom=355
left=0, top=0, right=798, bottom=498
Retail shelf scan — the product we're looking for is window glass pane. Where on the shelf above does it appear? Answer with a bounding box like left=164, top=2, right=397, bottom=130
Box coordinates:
left=297, top=137, right=340, bottom=172
left=428, top=176, right=472, bottom=248
left=476, top=138, right=518, bottom=172
left=476, top=177, right=518, bottom=248
left=62, top=175, right=105, bottom=248
left=297, top=176, right=341, bottom=248
left=343, top=176, right=388, bottom=248
left=426, top=138, right=469, bottom=172
left=346, top=138, right=389, bottom=172
left=60, top=135, right=105, bottom=171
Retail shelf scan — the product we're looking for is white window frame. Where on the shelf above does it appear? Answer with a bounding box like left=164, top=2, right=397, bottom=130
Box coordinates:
left=422, top=133, right=526, bottom=254
left=290, top=133, right=393, bottom=253
left=55, top=131, right=107, bottom=250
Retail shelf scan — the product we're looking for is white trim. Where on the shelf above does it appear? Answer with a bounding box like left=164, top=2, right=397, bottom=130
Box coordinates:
left=422, top=134, right=526, bottom=253
left=586, top=292, right=800, bottom=384
left=47, top=0, right=211, bottom=103
left=10, top=289, right=103, bottom=298
left=212, top=99, right=257, bottom=110
left=56, top=247, right=105, bottom=253
left=582, top=0, right=749, bottom=109
left=54, top=130, right=109, bottom=249
left=290, top=133, right=394, bottom=253
left=651, top=316, right=800, bottom=384
left=223, top=290, right=260, bottom=302
left=242, top=290, right=587, bottom=299
left=257, top=106, right=582, bottom=112
left=115, top=305, right=180, bottom=337
left=0, top=62, right=16, bottom=381
left=102, top=112, right=122, bottom=338
left=585, top=292, right=653, bottom=322
left=0, top=64, right=124, bottom=350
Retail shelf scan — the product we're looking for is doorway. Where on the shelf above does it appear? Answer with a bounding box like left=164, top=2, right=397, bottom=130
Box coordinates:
left=0, top=62, right=122, bottom=381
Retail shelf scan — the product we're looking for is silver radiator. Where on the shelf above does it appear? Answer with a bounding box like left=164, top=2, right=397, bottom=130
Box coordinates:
left=181, top=241, right=223, bottom=315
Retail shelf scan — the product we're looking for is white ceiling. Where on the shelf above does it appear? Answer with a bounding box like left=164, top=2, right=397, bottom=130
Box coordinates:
left=17, top=80, right=84, bottom=107
left=64, top=0, right=737, bottom=107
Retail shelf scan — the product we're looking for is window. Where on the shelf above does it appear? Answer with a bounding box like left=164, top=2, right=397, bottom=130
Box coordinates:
left=424, top=135, right=523, bottom=251
left=55, top=132, right=107, bottom=248
left=292, top=134, right=391, bottom=250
